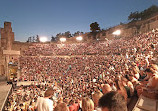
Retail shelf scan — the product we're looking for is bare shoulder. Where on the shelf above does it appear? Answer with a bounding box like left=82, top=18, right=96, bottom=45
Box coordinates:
left=152, top=75, right=158, bottom=81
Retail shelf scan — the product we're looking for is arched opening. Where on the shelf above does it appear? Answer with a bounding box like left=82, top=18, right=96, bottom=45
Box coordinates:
left=8, top=63, right=18, bottom=81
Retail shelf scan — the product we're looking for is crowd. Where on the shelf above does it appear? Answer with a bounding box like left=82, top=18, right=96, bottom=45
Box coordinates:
left=23, top=41, right=110, bottom=56
left=4, top=29, right=158, bottom=111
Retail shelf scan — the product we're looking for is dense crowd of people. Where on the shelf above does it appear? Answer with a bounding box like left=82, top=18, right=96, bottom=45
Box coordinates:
left=4, top=29, right=158, bottom=111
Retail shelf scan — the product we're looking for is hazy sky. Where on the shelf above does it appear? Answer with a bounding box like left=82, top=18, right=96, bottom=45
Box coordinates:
left=0, top=0, right=158, bottom=42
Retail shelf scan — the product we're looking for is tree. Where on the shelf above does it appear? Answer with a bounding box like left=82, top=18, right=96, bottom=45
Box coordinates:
left=128, top=5, right=158, bottom=21
left=28, top=37, right=32, bottom=42
left=51, top=36, right=56, bottom=42
left=64, top=31, right=71, bottom=38
left=90, top=22, right=100, bottom=32
left=26, top=38, right=29, bottom=42
left=90, top=22, right=100, bottom=39
left=36, top=35, right=40, bottom=42
left=80, top=32, right=84, bottom=34
left=32, top=36, right=35, bottom=42
left=26, top=35, right=41, bottom=43
left=55, top=33, right=62, bottom=41
left=128, top=11, right=140, bottom=21
left=73, top=31, right=81, bottom=37
left=141, top=5, right=158, bottom=20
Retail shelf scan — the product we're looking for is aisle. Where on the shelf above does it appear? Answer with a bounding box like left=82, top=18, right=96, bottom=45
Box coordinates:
left=0, top=81, right=12, bottom=111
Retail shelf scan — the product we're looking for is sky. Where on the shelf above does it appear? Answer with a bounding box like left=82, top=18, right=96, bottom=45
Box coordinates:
left=0, top=0, right=158, bottom=42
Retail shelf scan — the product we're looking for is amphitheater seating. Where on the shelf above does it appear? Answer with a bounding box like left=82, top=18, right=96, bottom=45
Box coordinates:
left=4, top=29, right=158, bottom=111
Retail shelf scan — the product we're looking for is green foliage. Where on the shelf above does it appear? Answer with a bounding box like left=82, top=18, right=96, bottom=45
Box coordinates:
left=90, top=22, right=100, bottom=32
left=73, top=31, right=81, bottom=37
left=55, top=31, right=72, bottom=41
left=26, top=35, right=40, bottom=43
left=64, top=31, right=72, bottom=38
left=128, top=11, right=141, bottom=21
left=51, top=36, right=56, bottom=42
left=128, top=5, right=158, bottom=21
left=72, top=31, right=84, bottom=37
left=55, top=33, right=63, bottom=41
left=36, top=35, right=40, bottom=42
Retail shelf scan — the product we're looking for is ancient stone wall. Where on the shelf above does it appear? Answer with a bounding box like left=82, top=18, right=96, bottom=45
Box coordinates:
left=0, top=22, right=16, bottom=78
left=12, top=41, right=30, bottom=55
left=1, top=22, right=14, bottom=50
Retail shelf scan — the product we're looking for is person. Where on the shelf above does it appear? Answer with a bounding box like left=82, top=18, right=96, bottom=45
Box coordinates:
left=35, top=88, right=54, bottom=111
left=98, top=91, right=127, bottom=111
left=82, top=97, right=94, bottom=111
left=145, top=68, right=158, bottom=90
left=101, top=84, right=112, bottom=94
left=114, top=79, right=127, bottom=101
left=54, top=102, right=69, bottom=111
left=132, top=68, right=140, bottom=80
left=69, top=99, right=78, bottom=111
left=121, top=77, right=134, bottom=97
left=92, top=91, right=103, bottom=111
left=137, top=67, right=158, bottom=97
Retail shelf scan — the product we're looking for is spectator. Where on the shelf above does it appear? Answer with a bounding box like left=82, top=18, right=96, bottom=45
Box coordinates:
left=137, top=67, right=158, bottom=97
left=69, top=99, right=78, bottom=111
left=99, top=91, right=127, bottom=111
left=82, top=97, right=94, bottom=111
left=102, top=84, right=112, bottom=94
left=92, top=91, right=103, bottom=111
left=36, top=88, right=54, bottom=111
left=54, top=103, right=69, bottom=111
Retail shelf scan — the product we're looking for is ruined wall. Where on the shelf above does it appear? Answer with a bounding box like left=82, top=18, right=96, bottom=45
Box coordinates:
left=0, top=22, right=15, bottom=77
left=149, top=20, right=158, bottom=31
left=1, top=22, right=14, bottom=50
left=12, top=41, right=30, bottom=55
left=139, top=15, right=158, bottom=34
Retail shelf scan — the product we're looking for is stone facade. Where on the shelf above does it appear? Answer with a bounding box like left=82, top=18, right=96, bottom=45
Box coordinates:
left=0, top=22, right=28, bottom=80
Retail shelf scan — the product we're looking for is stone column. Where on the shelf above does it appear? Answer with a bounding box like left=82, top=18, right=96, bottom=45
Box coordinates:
left=17, top=56, right=21, bottom=82
left=5, top=55, right=10, bottom=81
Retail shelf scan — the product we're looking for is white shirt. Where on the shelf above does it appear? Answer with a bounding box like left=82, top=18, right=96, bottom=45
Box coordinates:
left=94, top=107, right=102, bottom=111
left=36, top=97, right=53, bottom=111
